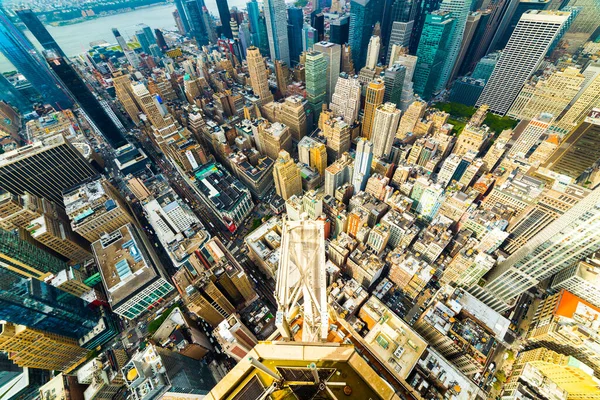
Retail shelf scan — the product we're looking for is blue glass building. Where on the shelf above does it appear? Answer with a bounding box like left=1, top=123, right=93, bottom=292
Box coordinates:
left=349, top=0, right=385, bottom=70
left=185, top=0, right=210, bottom=46
left=288, top=7, right=303, bottom=65
left=174, top=0, right=191, bottom=34
left=0, top=7, right=72, bottom=110
left=16, top=9, right=65, bottom=57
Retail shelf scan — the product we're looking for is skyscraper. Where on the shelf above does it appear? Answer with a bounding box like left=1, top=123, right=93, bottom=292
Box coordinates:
left=364, top=35, right=381, bottom=70
left=216, top=0, right=233, bottom=38
left=112, top=28, right=140, bottom=68
left=349, top=0, right=385, bottom=70
left=413, top=11, right=456, bottom=100
left=383, top=0, right=416, bottom=47
left=174, top=0, right=191, bottom=33
left=135, top=29, right=152, bottom=54
left=471, top=185, right=600, bottom=312
left=562, top=0, right=600, bottom=49
left=305, top=51, right=328, bottom=119
left=46, top=54, right=126, bottom=148
left=507, top=113, right=553, bottom=159
left=273, top=150, right=302, bottom=200
left=185, top=0, right=209, bottom=45
left=264, top=0, right=290, bottom=64
left=0, top=7, right=72, bottom=110
left=550, top=73, right=600, bottom=135
left=0, top=74, right=31, bottom=112
left=288, top=7, right=303, bottom=65
left=246, top=46, right=274, bottom=105
left=313, top=41, right=341, bottom=103
left=362, top=79, right=385, bottom=139
left=476, top=10, right=571, bottom=116
left=409, top=0, right=443, bottom=53
left=352, top=138, right=374, bottom=192
left=384, top=64, right=406, bottom=108
left=435, top=0, right=475, bottom=91
left=330, top=73, right=362, bottom=124
left=0, top=135, right=97, bottom=205
left=15, top=9, right=65, bottom=57
left=372, top=102, right=402, bottom=158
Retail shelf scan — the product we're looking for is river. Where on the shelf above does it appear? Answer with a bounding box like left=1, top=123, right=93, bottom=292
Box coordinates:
left=1, top=0, right=252, bottom=73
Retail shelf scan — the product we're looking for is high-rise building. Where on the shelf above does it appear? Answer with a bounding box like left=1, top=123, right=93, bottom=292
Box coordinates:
left=273, top=150, right=303, bottom=200
left=365, top=35, right=381, bottom=70
left=112, top=72, right=141, bottom=125
left=111, top=28, right=140, bottom=68
left=413, top=11, right=456, bottom=100
left=476, top=10, right=571, bottom=116
left=562, top=0, right=600, bottom=49
left=384, top=0, right=416, bottom=51
left=330, top=73, right=361, bottom=124
left=409, top=0, right=443, bottom=53
left=436, top=0, right=476, bottom=91
left=361, top=79, right=385, bottom=140
left=63, top=176, right=134, bottom=243
left=387, top=21, right=414, bottom=62
left=449, top=11, right=481, bottom=82
left=0, top=7, right=72, bottom=110
left=372, top=102, right=402, bottom=158
left=46, top=54, right=126, bottom=148
left=471, top=185, right=600, bottom=312
left=396, top=99, right=426, bottom=138
left=324, top=152, right=354, bottom=196
left=330, top=15, right=350, bottom=45
left=302, top=23, right=318, bottom=51
left=550, top=73, right=600, bottom=136
left=216, top=0, right=233, bottom=38
left=349, top=0, right=385, bottom=70
left=264, top=0, right=290, bottom=64
left=305, top=51, right=328, bottom=119
left=214, top=314, right=259, bottom=361
left=15, top=9, right=65, bottom=57
left=0, top=323, right=88, bottom=372
left=288, top=7, right=303, bottom=65
left=135, top=29, right=152, bottom=54
left=383, top=64, right=406, bottom=108
left=313, top=41, right=341, bottom=104
left=507, top=67, right=584, bottom=121
left=91, top=224, right=174, bottom=320
left=174, top=0, right=191, bottom=33
left=552, top=258, right=600, bottom=308
left=507, top=113, right=553, bottom=159
left=185, top=0, right=209, bottom=45
left=246, top=47, right=274, bottom=105
left=0, top=134, right=97, bottom=205
left=352, top=138, right=374, bottom=192
left=298, top=136, right=328, bottom=176
left=278, top=95, right=307, bottom=141
left=503, top=185, right=588, bottom=255
left=25, top=214, right=91, bottom=263
left=544, top=110, right=600, bottom=180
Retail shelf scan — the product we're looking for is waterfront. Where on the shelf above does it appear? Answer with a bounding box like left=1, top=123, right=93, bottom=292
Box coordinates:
left=0, top=0, right=250, bottom=72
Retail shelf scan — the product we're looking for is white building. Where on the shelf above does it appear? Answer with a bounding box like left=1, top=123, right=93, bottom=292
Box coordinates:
left=372, top=102, right=402, bottom=158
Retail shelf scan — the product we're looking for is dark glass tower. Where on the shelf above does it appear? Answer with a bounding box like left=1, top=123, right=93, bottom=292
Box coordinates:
left=349, top=0, right=385, bottom=70
left=0, top=267, right=98, bottom=339
left=409, top=0, right=443, bottom=53
left=155, top=28, right=168, bottom=51
left=382, top=0, right=415, bottom=46
left=216, top=0, right=233, bottom=39
left=46, top=54, right=126, bottom=148
left=287, top=7, right=303, bottom=65
left=0, top=73, right=32, bottom=112
left=185, top=0, right=209, bottom=45
left=0, top=7, right=72, bottom=110
left=174, top=0, right=191, bottom=33
left=15, top=9, right=65, bottom=57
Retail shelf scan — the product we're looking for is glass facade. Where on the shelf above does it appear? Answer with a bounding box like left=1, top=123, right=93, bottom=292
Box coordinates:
left=287, top=8, right=303, bottom=65
left=185, top=0, right=209, bottom=46
left=0, top=267, right=99, bottom=339
left=349, top=0, right=385, bottom=70
left=0, top=7, right=73, bottom=110
left=15, top=9, right=65, bottom=57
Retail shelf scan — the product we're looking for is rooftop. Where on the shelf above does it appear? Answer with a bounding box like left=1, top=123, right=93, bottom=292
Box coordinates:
left=193, top=162, right=250, bottom=213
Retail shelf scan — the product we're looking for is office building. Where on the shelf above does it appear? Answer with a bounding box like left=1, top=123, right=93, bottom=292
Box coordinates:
left=173, top=0, right=190, bottom=33
left=214, top=314, right=258, bottom=361
left=544, top=110, right=600, bottom=180
left=264, top=0, right=290, bottom=64
left=92, top=224, right=173, bottom=320
left=552, top=258, right=600, bottom=308
left=0, top=7, right=72, bottom=110
left=273, top=150, right=303, bottom=200
left=112, top=28, right=140, bottom=68
left=122, top=345, right=216, bottom=399
left=288, top=7, right=303, bottom=65
left=364, top=35, right=380, bottom=71
left=507, top=114, right=553, bottom=159
left=324, top=153, right=354, bottom=197
left=436, top=0, right=475, bottom=91
left=352, top=139, right=373, bottom=192
left=330, top=15, right=350, bottom=45
left=63, top=176, right=134, bottom=243
left=0, top=135, right=97, bottom=205
left=313, top=41, right=341, bottom=103
left=472, top=185, right=600, bottom=312
left=302, top=23, right=317, bottom=51
left=449, top=11, right=481, bottom=82
left=192, top=162, right=254, bottom=232
left=0, top=323, right=88, bottom=373
left=383, top=64, right=406, bottom=108
left=245, top=47, right=274, bottom=105
left=330, top=73, right=361, bottom=125
left=215, top=0, right=233, bottom=38
left=46, top=54, right=126, bottom=148
left=504, top=185, right=588, bottom=255
left=279, top=95, right=307, bottom=141
left=185, top=0, right=209, bottom=45
left=16, top=9, right=65, bottom=57
left=508, top=67, right=584, bottom=121
left=112, top=72, right=141, bottom=125
left=25, top=214, right=91, bottom=263
left=349, top=0, right=385, bottom=70
left=362, top=79, right=385, bottom=140
left=550, top=74, right=600, bottom=136
left=413, top=11, right=455, bottom=100
left=372, top=103, right=401, bottom=158
left=298, top=136, right=327, bottom=176
left=305, top=51, right=328, bottom=119
left=526, top=290, right=600, bottom=377
left=476, top=10, right=571, bottom=115
left=448, top=77, right=485, bottom=106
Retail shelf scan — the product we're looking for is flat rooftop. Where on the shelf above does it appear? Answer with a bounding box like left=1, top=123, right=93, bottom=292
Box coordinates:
left=193, top=163, right=249, bottom=213
left=91, top=224, right=158, bottom=307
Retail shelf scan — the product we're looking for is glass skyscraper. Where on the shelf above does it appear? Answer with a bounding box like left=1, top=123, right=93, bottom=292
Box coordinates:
left=349, top=0, right=385, bottom=70
left=0, top=267, right=99, bottom=339
left=216, top=0, right=233, bottom=39
left=0, top=7, right=73, bottom=110
left=264, top=0, right=290, bottom=64
left=46, top=54, right=126, bottom=148
left=287, top=7, right=303, bottom=65
left=0, top=73, right=32, bottom=113
left=15, top=9, right=65, bottom=57
left=413, top=11, right=456, bottom=99
left=185, top=0, right=209, bottom=45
